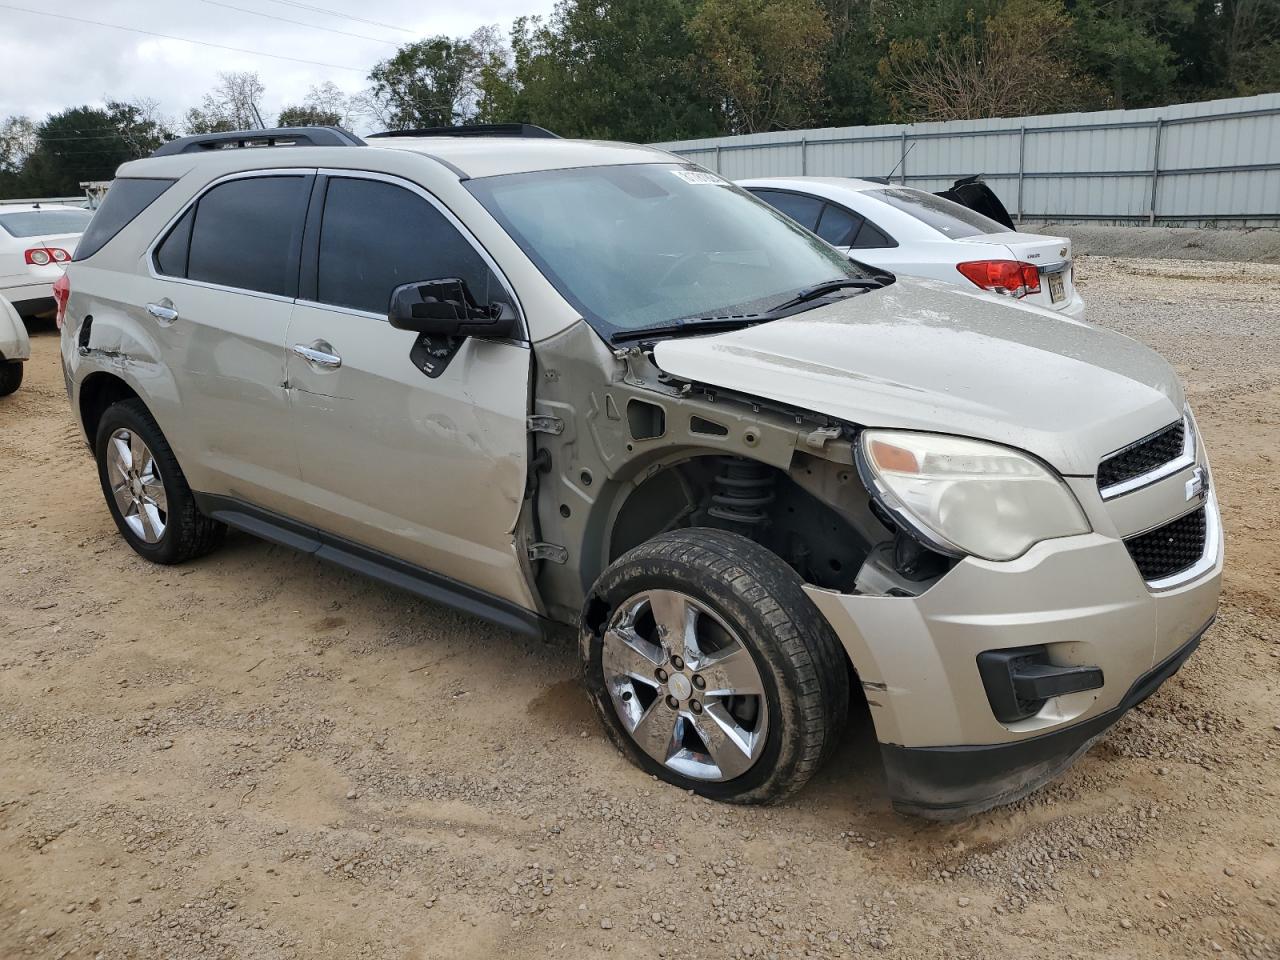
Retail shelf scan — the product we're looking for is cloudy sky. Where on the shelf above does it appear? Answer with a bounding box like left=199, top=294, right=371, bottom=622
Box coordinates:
left=0, top=0, right=557, bottom=133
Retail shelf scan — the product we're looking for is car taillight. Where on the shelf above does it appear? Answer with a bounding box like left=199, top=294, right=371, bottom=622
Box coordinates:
left=956, top=260, right=1041, bottom=298
left=24, top=247, right=70, bottom=265
left=53, top=273, right=70, bottom=329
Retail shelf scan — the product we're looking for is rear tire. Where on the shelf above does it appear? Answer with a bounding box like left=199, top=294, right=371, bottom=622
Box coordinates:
left=581, top=528, right=850, bottom=804
left=0, top=361, right=22, bottom=396
left=94, top=399, right=225, bottom=564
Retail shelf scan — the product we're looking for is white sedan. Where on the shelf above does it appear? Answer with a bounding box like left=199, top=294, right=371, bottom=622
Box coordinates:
left=738, top=177, right=1085, bottom=320
left=0, top=203, right=93, bottom=319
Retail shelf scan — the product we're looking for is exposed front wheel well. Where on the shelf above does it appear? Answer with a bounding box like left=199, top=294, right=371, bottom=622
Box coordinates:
left=78, top=372, right=142, bottom=445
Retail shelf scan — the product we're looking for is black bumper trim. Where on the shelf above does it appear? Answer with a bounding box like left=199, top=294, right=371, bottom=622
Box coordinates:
left=881, top=616, right=1214, bottom=820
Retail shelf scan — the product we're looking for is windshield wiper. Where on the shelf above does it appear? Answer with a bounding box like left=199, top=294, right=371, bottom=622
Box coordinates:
left=611, top=314, right=766, bottom=343
left=768, top=277, right=886, bottom=313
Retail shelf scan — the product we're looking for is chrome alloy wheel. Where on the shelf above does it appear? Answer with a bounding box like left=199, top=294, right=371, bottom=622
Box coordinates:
left=106, top=428, right=168, bottom=544
left=602, top=589, right=769, bottom=781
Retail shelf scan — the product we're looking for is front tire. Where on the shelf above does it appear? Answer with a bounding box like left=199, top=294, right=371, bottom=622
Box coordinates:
left=94, top=399, right=225, bottom=564
left=0, top=361, right=22, bottom=396
left=581, top=528, right=850, bottom=804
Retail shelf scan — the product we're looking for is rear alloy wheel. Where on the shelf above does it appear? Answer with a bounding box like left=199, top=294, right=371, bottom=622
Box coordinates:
left=95, top=399, right=225, bottom=564
left=582, top=528, right=850, bottom=804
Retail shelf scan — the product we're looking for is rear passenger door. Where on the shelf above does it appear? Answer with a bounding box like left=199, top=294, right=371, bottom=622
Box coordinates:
left=284, top=172, right=533, bottom=608
left=147, top=170, right=311, bottom=515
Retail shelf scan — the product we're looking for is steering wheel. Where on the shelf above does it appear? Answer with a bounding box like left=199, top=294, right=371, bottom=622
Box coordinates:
left=655, top=250, right=713, bottom=288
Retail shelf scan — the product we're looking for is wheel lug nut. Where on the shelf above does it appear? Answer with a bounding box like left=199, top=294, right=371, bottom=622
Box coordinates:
left=692, top=675, right=705, bottom=689
left=655, top=668, right=668, bottom=683
left=665, top=695, right=679, bottom=709
left=671, top=655, right=684, bottom=670
left=690, top=699, right=702, bottom=714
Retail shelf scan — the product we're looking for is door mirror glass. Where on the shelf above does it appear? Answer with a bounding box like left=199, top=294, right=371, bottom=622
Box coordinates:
left=388, top=278, right=517, bottom=338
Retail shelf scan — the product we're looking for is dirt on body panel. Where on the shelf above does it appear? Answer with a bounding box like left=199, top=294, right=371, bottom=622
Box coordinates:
left=1, top=256, right=1278, bottom=960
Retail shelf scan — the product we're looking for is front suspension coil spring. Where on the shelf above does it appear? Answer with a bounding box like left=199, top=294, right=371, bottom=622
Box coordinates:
left=707, top=457, right=776, bottom=530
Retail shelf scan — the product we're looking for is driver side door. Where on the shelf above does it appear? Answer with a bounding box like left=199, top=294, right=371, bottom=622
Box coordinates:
left=284, top=171, right=533, bottom=608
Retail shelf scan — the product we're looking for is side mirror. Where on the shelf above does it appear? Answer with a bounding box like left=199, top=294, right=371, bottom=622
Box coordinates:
left=388, top=278, right=518, bottom=339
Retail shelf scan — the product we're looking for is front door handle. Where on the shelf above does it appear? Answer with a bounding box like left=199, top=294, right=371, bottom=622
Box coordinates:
left=145, top=300, right=178, bottom=325
left=291, top=341, right=342, bottom=369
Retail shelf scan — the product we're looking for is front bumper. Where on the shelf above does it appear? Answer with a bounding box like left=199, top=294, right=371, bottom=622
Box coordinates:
left=803, top=490, right=1222, bottom=818
left=879, top=620, right=1210, bottom=818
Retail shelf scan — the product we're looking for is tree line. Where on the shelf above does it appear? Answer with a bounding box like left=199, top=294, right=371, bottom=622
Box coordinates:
left=2, top=0, right=1276, bottom=197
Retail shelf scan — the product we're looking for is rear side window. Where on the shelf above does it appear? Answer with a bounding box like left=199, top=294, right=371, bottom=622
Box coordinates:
left=749, top=189, right=823, bottom=231
left=850, top=219, right=894, bottom=249
left=815, top=205, right=861, bottom=246
left=314, top=177, right=510, bottom=315
left=72, top=179, right=173, bottom=260
left=868, top=187, right=1006, bottom=239
left=159, top=176, right=309, bottom=297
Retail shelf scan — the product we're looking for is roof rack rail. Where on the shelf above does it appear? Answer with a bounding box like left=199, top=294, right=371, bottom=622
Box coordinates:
left=151, top=126, right=365, bottom=158
left=367, top=123, right=560, bottom=140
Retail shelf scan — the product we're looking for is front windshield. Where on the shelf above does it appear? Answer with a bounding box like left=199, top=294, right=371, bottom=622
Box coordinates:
left=466, top=163, right=865, bottom=337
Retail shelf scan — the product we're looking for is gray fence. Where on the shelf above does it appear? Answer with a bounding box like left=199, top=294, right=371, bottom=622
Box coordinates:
left=655, top=93, right=1280, bottom=227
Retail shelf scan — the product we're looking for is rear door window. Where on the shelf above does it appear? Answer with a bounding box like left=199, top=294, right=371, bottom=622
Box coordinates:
left=176, top=176, right=309, bottom=297
left=868, top=187, right=1006, bottom=239
left=314, top=176, right=510, bottom=316
left=749, top=189, right=823, bottom=232
left=72, top=180, right=171, bottom=260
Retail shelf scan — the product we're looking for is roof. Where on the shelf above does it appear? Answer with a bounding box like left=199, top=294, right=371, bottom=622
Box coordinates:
left=735, top=176, right=893, bottom=193
left=370, top=136, right=680, bottom=179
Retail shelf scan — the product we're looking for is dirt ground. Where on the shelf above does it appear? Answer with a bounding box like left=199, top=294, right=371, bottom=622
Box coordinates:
left=2, top=255, right=1278, bottom=960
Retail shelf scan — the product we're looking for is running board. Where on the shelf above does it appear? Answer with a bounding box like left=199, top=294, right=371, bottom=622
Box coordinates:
left=194, top=493, right=546, bottom=638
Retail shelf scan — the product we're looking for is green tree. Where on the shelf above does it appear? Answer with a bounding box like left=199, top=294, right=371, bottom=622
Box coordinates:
left=1066, top=0, right=1198, bottom=108
left=688, top=0, right=833, bottom=133
left=497, top=0, right=720, bottom=141
left=20, top=107, right=135, bottom=195
left=879, top=0, right=1094, bottom=120
left=276, top=105, right=343, bottom=127
left=367, top=37, right=482, bottom=129
left=184, top=72, right=266, bottom=133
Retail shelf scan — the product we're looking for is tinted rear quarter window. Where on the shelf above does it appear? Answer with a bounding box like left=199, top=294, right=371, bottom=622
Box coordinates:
left=750, top=189, right=823, bottom=231
left=184, top=176, right=308, bottom=297
left=72, top=180, right=173, bottom=260
left=815, top=204, right=861, bottom=246
left=851, top=219, right=894, bottom=249
left=868, top=187, right=1007, bottom=239
left=315, top=177, right=508, bottom=315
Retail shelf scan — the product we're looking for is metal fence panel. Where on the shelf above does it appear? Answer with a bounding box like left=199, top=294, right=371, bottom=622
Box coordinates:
left=654, top=93, right=1280, bottom=226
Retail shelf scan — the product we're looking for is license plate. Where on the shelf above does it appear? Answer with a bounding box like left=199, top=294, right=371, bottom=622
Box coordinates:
left=1047, top=270, right=1066, bottom=303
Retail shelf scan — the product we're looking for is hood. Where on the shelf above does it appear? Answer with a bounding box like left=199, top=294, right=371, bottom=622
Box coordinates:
left=651, top=278, right=1184, bottom=475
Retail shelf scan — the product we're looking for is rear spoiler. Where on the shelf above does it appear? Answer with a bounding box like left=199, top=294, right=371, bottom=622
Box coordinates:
left=935, top=175, right=1016, bottom=231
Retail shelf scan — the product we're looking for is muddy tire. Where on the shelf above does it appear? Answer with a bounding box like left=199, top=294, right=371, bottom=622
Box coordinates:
left=0, top=361, right=22, bottom=396
left=581, top=528, right=849, bottom=804
left=95, top=399, right=225, bottom=564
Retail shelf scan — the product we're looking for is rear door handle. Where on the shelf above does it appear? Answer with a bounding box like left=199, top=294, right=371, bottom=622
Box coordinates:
left=146, top=300, right=178, bottom=325
left=291, top=341, right=342, bottom=369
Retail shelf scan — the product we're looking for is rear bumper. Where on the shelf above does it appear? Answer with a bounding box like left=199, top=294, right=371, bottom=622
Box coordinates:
left=1, top=280, right=56, bottom=317
left=880, top=620, right=1209, bottom=818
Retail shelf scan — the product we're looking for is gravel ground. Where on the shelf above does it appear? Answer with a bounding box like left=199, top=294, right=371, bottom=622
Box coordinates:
left=1, top=256, right=1278, bottom=960
left=1025, top=225, right=1280, bottom=264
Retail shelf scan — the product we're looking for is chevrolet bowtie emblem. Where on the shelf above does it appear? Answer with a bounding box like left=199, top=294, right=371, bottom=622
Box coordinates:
left=1185, top=466, right=1208, bottom=503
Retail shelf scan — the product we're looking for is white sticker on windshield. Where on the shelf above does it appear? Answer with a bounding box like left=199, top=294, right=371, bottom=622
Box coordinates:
left=672, top=169, right=728, bottom=186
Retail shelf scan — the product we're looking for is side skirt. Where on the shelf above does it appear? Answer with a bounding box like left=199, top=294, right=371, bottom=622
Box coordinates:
left=193, top=493, right=548, bottom=638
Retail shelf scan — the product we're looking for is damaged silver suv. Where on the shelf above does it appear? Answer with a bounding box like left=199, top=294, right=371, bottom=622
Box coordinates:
left=60, top=125, right=1222, bottom=818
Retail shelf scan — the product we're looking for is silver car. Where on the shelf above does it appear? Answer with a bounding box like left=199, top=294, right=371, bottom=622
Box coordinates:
left=59, top=125, right=1222, bottom=818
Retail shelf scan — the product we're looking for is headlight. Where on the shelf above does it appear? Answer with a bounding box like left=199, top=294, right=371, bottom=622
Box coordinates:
left=857, top=430, right=1091, bottom=561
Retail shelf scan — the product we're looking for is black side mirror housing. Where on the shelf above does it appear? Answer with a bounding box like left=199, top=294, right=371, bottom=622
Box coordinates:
left=388, top=278, right=518, bottom=339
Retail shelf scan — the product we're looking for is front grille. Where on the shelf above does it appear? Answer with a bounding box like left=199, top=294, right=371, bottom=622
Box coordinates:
left=1124, top=506, right=1207, bottom=582
left=1098, top=419, right=1185, bottom=492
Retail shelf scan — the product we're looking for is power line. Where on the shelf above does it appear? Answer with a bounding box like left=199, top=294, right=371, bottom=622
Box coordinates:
left=0, top=3, right=366, bottom=71
left=256, top=0, right=414, bottom=34
left=196, top=0, right=399, bottom=46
